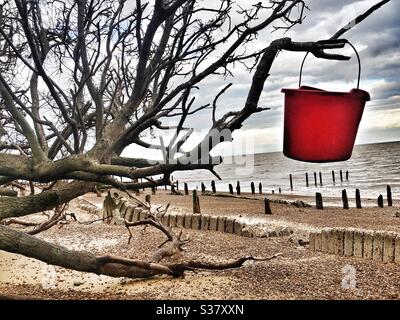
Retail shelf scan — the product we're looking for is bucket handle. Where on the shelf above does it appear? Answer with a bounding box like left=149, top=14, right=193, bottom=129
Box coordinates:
left=299, top=40, right=361, bottom=89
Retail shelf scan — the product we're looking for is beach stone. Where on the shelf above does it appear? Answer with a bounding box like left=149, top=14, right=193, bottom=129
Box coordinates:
left=201, top=215, right=210, bottom=231
left=209, top=216, right=218, bottom=231
left=184, top=214, right=192, bottom=229
left=395, top=211, right=400, bottom=218
left=353, top=230, right=364, bottom=258
left=191, top=215, right=201, bottom=230
left=383, top=232, right=396, bottom=263
left=344, top=229, right=355, bottom=257
left=321, top=229, right=330, bottom=253
left=394, top=235, right=400, bottom=264
left=176, top=214, right=184, bottom=228
left=225, top=218, right=234, bottom=233
left=334, top=228, right=345, bottom=256
left=217, top=217, right=226, bottom=233
left=234, top=221, right=242, bottom=235
left=363, top=231, right=374, bottom=260
left=125, top=207, right=134, bottom=221
left=168, top=214, right=177, bottom=227
left=372, top=232, right=384, bottom=262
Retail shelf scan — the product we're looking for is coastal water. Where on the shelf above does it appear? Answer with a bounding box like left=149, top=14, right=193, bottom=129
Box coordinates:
left=174, top=141, right=400, bottom=200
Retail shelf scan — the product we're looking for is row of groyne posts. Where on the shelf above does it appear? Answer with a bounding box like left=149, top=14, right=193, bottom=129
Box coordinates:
left=143, top=169, right=394, bottom=214
left=288, top=170, right=394, bottom=210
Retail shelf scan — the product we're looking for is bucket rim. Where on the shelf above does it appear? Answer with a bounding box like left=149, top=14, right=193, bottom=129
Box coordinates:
left=281, top=87, right=370, bottom=100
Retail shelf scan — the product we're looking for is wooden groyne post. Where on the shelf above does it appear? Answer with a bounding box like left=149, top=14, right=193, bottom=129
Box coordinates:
left=264, top=198, right=272, bottom=214
left=201, top=182, right=206, bottom=194
left=151, top=186, right=156, bottom=195
left=193, top=189, right=201, bottom=214
left=184, top=183, right=189, bottom=195
left=229, top=184, right=234, bottom=195
left=387, top=185, right=393, bottom=206
left=236, top=181, right=241, bottom=195
left=346, top=171, right=349, bottom=181
left=319, top=172, right=323, bottom=186
left=314, top=172, right=317, bottom=187
left=355, top=189, right=362, bottom=209
left=305, top=173, right=309, bottom=187
left=250, top=182, right=255, bottom=195
left=340, top=170, right=343, bottom=182
left=378, top=195, right=384, bottom=208
left=145, top=194, right=151, bottom=205
left=342, top=189, right=349, bottom=209
left=259, top=182, right=262, bottom=194
left=316, top=192, right=323, bottom=210
left=332, top=170, right=335, bottom=184
left=289, top=174, right=293, bottom=191
left=211, top=180, right=216, bottom=193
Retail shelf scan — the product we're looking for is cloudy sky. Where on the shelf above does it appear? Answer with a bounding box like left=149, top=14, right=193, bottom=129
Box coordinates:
left=126, top=0, right=399, bottom=158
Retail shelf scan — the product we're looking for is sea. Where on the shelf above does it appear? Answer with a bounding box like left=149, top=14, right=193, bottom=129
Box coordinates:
left=173, top=141, right=400, bottom=200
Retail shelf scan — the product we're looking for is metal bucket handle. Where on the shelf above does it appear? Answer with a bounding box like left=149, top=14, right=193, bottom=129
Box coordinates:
left=299, top=40, right=361, bottom=89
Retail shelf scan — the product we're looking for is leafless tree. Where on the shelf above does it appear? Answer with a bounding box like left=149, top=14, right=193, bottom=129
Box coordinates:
left=0, top=0, right=389, bottom=278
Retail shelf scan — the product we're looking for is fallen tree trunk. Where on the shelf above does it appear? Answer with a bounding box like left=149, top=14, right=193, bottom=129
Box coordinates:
left=0, top=188, right=18, bottom=197
left=0, top=181, right=95, bottom=219
left=0, top=225, right=280, bottom=278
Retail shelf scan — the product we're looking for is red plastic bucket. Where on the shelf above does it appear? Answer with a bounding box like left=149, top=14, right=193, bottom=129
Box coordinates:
left=281, top=41, right=370, bottom=162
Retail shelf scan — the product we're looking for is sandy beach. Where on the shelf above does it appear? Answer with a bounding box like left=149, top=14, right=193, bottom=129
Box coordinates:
left=1, top=189, right=400, bottom=300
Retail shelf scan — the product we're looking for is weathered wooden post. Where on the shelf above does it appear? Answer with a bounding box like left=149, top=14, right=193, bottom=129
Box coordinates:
left=305, top=173, right=309, bottom=187
left=229, top=184, right=234, bottom=195
left=250, top=182, right=255, bottom=195
left=193, top=190, right=201, bottom=214
left=316, top=192, right=323, bottom=210
left=355, top=189, right=362, bottom=209
left=332, top=170, right=335, bottom=184
left=342, top=189, right=349, bottom=209
left=340, top=170, right=343, bottom=182
left=151, top=186, right=156, bottom=195
left=211, top=180, right=216, bottom=193
left=289, top=174, right=293, bottom=191
left=387, top=185, right=393, bottom=207
left=184, top=183, right=189, bottom=195
left=279, top=187, right=281, bottom=194
left=145, top=194, right=151, bottom=205
left=319, top=172, right=323, bottom=186
left=272, top=190, right=274, bottom=194
left=171, top=184, right=176, bottom=194
left=236, top=181, right=241, bottom=195
left=201, top=182, right=206, bottom=194
left=314, top=172, right=317, bottom=187
left=176, top=180, right=179, bottom=191
left=264, top=197, right=272, bottom=214
left=378, top=194, right=384, bottom=208
left=258, top=182, right=262, bottom=194
left=346, top=170, right=349, bottom=181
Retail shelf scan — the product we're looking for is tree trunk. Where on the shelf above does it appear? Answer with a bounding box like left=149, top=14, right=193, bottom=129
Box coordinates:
left=0, top=224, right=280, bottom=279
left=0, top=181, right=95, bottom=219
